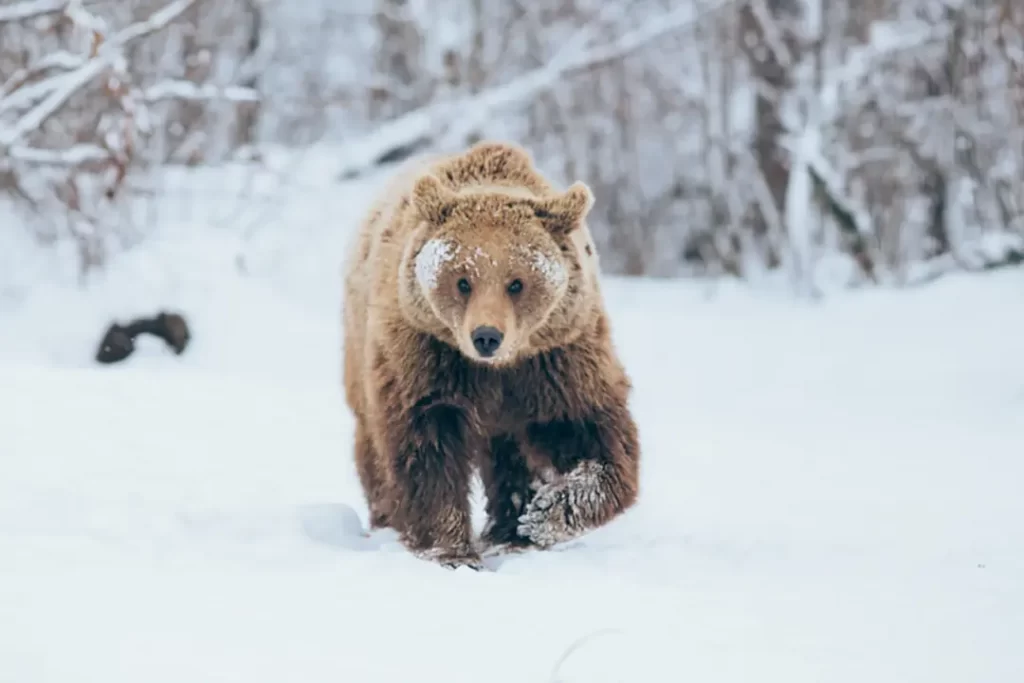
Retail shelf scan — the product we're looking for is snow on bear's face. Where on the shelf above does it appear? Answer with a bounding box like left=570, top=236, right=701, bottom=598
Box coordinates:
left=402, top=174, right=593, bottom=367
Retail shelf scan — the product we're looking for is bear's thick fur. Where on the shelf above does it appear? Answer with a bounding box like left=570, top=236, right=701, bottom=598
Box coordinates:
left=341, top=141, right=640, bottom=569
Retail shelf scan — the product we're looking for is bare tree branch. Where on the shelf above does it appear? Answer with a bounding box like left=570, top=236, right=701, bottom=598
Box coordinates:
left=143, top=81, right=259, bottom=103
left=0, top=59, right=107, bottom=146
left=7, top=142, right=109, bottom=166
left=0, top=0, right=68, bottom=25
left=336, top=0, right=736, bottom=179
left=0, top=0, right=200, bottom=148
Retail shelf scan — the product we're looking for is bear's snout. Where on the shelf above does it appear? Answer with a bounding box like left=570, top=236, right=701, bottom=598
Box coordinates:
left=471, top=326, right=504, bottom=357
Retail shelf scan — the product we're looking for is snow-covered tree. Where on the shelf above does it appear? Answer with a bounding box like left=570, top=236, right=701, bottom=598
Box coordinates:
left=1, top=0, right=1020, bottom=283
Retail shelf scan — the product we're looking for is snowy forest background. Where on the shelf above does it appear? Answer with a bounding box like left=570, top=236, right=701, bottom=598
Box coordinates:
left=2, top=0, right=1023, bottom=292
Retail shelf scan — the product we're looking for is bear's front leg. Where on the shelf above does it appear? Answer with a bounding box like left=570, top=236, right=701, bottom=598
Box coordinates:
left=518, top=401, right=640, bottom=548
left=477, top=434, right=536, bottom=553
left=387, top=398, right=482, bottom=569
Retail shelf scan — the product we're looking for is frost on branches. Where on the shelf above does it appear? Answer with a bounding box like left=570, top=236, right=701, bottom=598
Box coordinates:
left=2, top=0, right=1022, bottom=286
left=0, top=0, right=260, bottom=275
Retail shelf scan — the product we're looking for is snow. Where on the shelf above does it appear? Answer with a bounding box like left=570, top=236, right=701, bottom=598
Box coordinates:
left=527, top=246, right=568, bottom=289
left=415, top=238, right=458, bottom=291
left=0, top=0, right=204, bottom=158
left=327, top=2, right=719, bottom=179
left=1, top=156, right=1024, bottom=683
left=0, top=0, right=66, bottom=25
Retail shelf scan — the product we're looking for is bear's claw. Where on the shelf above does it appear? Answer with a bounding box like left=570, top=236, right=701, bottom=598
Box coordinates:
left=439, top=554, right=486, bottom=571
left=414, top=546, right=486, bottom=571
left=516, top=481, right=581, bottom=548
left=517, top=461, right=611, bottom=547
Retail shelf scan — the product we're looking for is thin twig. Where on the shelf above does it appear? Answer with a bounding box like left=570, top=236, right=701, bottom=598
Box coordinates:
left=547, top=628, right=626, bottom=683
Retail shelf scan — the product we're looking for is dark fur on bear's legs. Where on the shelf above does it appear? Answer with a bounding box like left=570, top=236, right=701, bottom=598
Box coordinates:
left=518, top=400, right=640, bottom=548
left=478, top=434, right=536, bottom=551
left=385, top=397, right=482, bottom=569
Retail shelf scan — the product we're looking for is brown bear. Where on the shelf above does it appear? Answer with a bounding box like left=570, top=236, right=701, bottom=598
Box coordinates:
left=341, top=140, right=640, bottom=569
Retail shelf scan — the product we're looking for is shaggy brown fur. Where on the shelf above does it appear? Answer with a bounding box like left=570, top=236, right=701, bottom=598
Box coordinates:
left=341, top=141, right=640, bottom=569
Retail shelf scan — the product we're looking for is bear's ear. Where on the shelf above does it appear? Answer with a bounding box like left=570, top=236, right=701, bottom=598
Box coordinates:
left=412, top=173, right=457, bottom=225
left=531, top=181, right=594, bottom=236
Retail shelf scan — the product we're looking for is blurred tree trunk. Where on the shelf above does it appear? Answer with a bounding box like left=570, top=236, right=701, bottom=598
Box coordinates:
left=234, top=0, right=263, bottom=149
left=740, top=0, right=804, bottom=269
left=370, top=0, right=426, bottom=120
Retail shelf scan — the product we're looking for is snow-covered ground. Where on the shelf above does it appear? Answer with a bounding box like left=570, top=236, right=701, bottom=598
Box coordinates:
left=1, top=157, right=1023, bottom=682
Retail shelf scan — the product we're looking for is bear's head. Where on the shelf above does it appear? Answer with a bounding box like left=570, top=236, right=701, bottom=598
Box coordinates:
left=398, top=171, right=597, bottom=368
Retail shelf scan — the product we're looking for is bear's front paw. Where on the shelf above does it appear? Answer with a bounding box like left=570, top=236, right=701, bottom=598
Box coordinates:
left=439, top=554, right=486, bottom=571
left=516, top=481, right=583, bottom=548
left=516, top=461, right=612, bottom=548
left=414, top=546, right=486, bottom=571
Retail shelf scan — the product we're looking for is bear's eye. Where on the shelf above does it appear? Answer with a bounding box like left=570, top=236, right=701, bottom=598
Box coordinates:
left=507, top=279, right=523, bottom=295
left=457, top=278, right=472, bottom=295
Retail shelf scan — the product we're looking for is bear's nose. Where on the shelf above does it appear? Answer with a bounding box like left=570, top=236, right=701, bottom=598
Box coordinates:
left=471, top=326, right=504, bottom=357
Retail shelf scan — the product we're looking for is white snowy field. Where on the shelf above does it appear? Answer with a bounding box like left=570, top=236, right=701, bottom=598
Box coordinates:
left=1, top=159, right=1023, bottom=682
